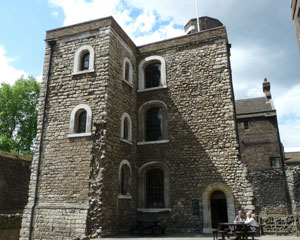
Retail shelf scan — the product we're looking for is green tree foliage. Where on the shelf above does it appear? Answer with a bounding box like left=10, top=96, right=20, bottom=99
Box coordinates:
left=0, top=76, right=40, bottom=155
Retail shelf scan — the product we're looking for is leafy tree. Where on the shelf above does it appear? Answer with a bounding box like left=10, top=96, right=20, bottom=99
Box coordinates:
left=0, top=76, right=40, bottom=155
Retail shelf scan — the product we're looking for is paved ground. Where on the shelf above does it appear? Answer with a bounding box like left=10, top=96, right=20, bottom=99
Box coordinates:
left=102, top=234, right=299, bottom=240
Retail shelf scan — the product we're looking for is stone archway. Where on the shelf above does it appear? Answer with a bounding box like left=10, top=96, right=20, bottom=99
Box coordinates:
left=202, top=183, right=235, bottom=233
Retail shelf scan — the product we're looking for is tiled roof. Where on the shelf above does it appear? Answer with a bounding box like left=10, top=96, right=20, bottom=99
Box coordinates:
left=235, top=97, right=274, bottom=115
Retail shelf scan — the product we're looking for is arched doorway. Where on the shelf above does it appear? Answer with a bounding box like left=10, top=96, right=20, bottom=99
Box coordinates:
left=210, top=190, right=228, bottom=228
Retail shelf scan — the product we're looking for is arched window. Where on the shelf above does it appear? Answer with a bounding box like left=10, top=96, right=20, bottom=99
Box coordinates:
left=137, top=161, right=170, bottom=210
left=138, top=100, right=168, bottom=144
left=146, top=107, right=162, bottom=141
left=138, top=56, right=166, bottom=91
left=118, top=160, right=132, bottom=199
left=146, top=168, right=164, bottom=208
left=73, top=45, right=95, bottom=74
left=145, top=63, right=161, bottom=88
left=69, top=104, right=92, bottom=137
left=120, top=112, right=132, bottom=144
left=122, top=57, right=133, bottom=85
left=81, top=52, right=90, bottom=70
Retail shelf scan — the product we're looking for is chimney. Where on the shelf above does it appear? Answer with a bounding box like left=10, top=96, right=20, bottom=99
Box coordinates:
left=263, top=77, right=272, bottom=100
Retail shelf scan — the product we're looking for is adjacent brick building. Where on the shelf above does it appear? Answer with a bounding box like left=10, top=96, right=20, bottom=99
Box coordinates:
left=236, top=79, right=290, bottom=216
left=19, top=16, right=290, bottom=239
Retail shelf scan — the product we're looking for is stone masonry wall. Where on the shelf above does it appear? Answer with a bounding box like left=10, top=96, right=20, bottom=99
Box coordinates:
left=87, top=26, right=138, bottom=237
left=0, top=152, right=31, bottom=240
left=136, top=31, right=255, bottom=232
left=286, top=164, right=300, bottom=215
left=20, top=27, right=111, bottom=239
left=237, top=116, right=288, bottom=215
left=0, top=151, right=31, bottom=213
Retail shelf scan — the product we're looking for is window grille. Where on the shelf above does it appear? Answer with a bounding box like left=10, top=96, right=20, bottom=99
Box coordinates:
left=146, top=168, right=164, bottom=208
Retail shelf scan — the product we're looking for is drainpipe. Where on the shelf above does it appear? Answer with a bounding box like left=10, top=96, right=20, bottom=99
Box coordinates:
left=28, top=39, right=56, bottom=240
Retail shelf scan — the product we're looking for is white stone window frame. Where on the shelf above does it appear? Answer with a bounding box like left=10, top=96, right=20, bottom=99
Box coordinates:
left=120, top=112, right=133, bottom=145
left=72, top=45, right=95, bottom=75
left=68, top=104, right=92, bottom=138
left=118, top=159, right=132, bottom=199
left=138, top=55, right=167, bottom=92
left=137, top=100, right=169, bottom=145
left=122, top=57, right=133, bottom=86
left=137, top=161, right=171, bottom=212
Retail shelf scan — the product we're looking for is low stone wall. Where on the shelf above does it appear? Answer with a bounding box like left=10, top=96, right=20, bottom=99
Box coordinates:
left=0, top=213, right=22, bottom=240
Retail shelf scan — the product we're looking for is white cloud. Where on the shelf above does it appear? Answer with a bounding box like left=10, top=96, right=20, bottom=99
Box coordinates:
left=0, top=45, right=27, bottom=85
left=275, top=85, right=300, bottom=149
left=231, top=45, right=285, bottom=99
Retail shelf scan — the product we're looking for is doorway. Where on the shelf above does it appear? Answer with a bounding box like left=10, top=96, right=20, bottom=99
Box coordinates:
left=210, top=190, right=228, bottom=228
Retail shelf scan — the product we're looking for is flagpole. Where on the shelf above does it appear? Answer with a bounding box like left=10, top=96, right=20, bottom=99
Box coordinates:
left=195, top=0, right=200, bottom=32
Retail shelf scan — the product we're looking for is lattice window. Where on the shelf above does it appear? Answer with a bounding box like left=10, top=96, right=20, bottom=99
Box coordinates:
left=146, top=168, right=164, bottom=208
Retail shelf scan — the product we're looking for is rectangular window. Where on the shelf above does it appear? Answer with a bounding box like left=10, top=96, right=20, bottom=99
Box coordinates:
left=244, top=121, right=249, bottom=129
left=270, top=157, right=280, bottom=167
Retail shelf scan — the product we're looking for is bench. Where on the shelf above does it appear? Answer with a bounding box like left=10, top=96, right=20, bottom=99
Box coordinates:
left=131, top=220, right=166, bottom=235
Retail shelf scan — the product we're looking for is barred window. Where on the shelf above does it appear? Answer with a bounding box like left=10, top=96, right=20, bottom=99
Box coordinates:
left=146, top=107, right=162, bottom=141
left=145, top=63, right=161, bottom=88
left=146, top=168, right=164, bottom=208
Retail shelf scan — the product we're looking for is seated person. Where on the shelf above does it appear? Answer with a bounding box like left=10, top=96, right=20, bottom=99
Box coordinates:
left=245, top=211, right=256, bottom=231
left=234, top=210, right=245, bottom=223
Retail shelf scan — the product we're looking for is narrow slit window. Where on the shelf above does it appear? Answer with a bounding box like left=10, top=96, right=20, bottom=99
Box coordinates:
left=123, top=118, right=129, bottom=140
left=125, top=62, right=130, bottom=82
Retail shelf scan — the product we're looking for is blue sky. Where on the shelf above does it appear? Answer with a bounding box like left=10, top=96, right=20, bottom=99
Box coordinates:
left=0, top=0, right=300, bottom=151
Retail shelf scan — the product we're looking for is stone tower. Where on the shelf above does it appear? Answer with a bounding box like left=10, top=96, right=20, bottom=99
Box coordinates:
left=20, top=16, right=255, bottom=239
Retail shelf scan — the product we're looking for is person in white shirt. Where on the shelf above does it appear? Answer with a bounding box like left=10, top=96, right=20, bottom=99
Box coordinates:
left=245, top=211, right=256, bottom=231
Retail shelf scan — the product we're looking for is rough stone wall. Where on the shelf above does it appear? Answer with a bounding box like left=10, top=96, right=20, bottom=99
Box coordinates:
left=0, top=152, right=31, bottom=240
left=237, top=116, right=288, bottom=215
left=87, top=26, right=138, bottom=237
left=286, top=164, right=300, bottom=214
left=0, top=152, right=31, bottom=213
left=136, top=32, right=254, bottom=232
left=20, top=28, right=111, bottom=239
